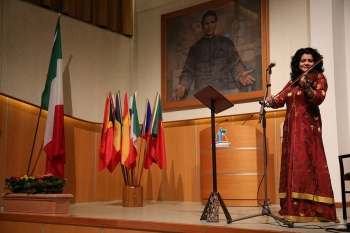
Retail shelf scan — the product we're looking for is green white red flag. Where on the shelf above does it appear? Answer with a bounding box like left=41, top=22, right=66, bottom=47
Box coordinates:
left=144, top=94, right=166, bottom=169
left=41, top=15, right=65, bottom=179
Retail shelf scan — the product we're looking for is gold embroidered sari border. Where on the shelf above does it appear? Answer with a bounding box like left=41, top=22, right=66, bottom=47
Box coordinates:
left=278, top=192, right=334, bottom=204
left=278, top=214, right=339, bottom=223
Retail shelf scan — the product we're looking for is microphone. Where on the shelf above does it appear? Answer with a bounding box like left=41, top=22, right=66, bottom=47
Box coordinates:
left=216, top=119, right=228, bottom=127
left=242, top=114, right=253, bottom=125
left=266, top=62, right=276, bottom=71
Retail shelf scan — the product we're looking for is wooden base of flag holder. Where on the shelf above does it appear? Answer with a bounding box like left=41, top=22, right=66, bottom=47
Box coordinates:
left=122, top=185, right=143, bottom=207
left=194, top=85, right=234, bottom=222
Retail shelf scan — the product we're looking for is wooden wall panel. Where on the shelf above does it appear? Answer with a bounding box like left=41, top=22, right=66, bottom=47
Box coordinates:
left=103, top=228, right=159, bottom=233
left=95, top=163, right=125, bottom=201
left=196, top=121, right=212, bottom=202
left=44, top=224, right=101, bottom=233
left=105, top=229, right=157, bottom=233
left=274, top=111, right=286, bottom=203
left=265, top=114, right=278, bottom=204
left=162, top=123, right=197, bottom=202
left=0, top=96, right=7, bottom=206
left=201, top=175, right=265, bottom=199
left=0, top=95, right=286, bottom=205
left=199, top=123, right=267, bottom=206
left=94, top=120, right=124, bottom=201
left=236, top=113, right=282, bottom=204
left=0, top=220, right=163, bottom=233
left=200, top=150, right=264, bottom=174
left=140, top=163, right=163, bottom=201
left=4, top=98, right=47, bottom=179
left=196, top=113, right=283, bottom=205
left=64, top=117, right=99, bottom=203
left=0, top=220, right=42, bottom=233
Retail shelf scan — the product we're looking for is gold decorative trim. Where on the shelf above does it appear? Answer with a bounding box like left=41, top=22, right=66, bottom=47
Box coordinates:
left=279, top=192, right=334, bottom=205
left=279, top=214, right=339, bottom=223
left=279, top=193, right=286, bottom=198
left=291, top=192, right=334, bottom=204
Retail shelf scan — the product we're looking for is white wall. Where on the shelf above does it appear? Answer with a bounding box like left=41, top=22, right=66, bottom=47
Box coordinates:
left=0, top=0, right=131, bottom=123
left=347, top=0, right=350, bottom=124
left=0, top=0, right=312, bottom=123
left=309, top=0, right=350, bottom=202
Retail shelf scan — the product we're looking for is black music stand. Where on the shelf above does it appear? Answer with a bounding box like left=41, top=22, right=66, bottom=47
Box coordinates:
left=194, top=85, right=234, bottom=222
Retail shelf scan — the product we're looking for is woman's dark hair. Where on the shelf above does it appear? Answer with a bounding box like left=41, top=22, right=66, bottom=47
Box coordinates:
left=201, top=10, right=217, bottom=26
left=290, top=47, right=324, bottom=80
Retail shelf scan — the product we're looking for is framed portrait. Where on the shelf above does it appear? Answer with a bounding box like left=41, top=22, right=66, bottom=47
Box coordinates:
left=161, top=0, right=269, bottom=111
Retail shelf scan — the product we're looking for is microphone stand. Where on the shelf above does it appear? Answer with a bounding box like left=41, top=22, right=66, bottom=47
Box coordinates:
left=227, top=66, right=294, bottom=228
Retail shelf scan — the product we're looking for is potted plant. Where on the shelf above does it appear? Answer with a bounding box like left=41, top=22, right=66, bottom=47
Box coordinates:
left=4, top=174, right=66, bottom=194
left=2, top=173, right=73, bottom=216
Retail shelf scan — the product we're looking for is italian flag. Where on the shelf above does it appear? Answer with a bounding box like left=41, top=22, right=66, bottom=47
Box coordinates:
left=41, top=15, right=65, bottom=179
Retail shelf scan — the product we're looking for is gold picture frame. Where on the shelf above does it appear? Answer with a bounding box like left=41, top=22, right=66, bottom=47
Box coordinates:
left=161, top=0, right=269, bottom=111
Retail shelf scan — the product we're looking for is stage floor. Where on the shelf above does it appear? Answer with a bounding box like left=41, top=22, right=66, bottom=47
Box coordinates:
left=66, top=201, right=347, bottom=233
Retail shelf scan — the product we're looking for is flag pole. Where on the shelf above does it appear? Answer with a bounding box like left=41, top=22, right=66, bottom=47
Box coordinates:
left=136, top=99, right=148, bottom=185
left=121, top=89, right=130, bottom=185
left=130, top=89, right=140, bottom=185
left=138, top=134, right=151, bottom=186
left=132, top=90, right=136, bottom=186
left=27, top=108, right=42, bottom=175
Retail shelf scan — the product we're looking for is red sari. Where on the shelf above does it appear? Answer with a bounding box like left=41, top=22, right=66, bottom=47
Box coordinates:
left=273, top=73, right=337, bottom=222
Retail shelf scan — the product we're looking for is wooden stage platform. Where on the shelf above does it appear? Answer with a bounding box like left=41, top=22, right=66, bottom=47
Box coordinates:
left=0, top=201, right=348, bottom=233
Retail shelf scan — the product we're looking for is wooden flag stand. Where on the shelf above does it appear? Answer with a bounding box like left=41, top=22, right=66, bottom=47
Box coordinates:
left=122, top=185, right=143, bottom=207
left=194, top=85, right=234, bottom=222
